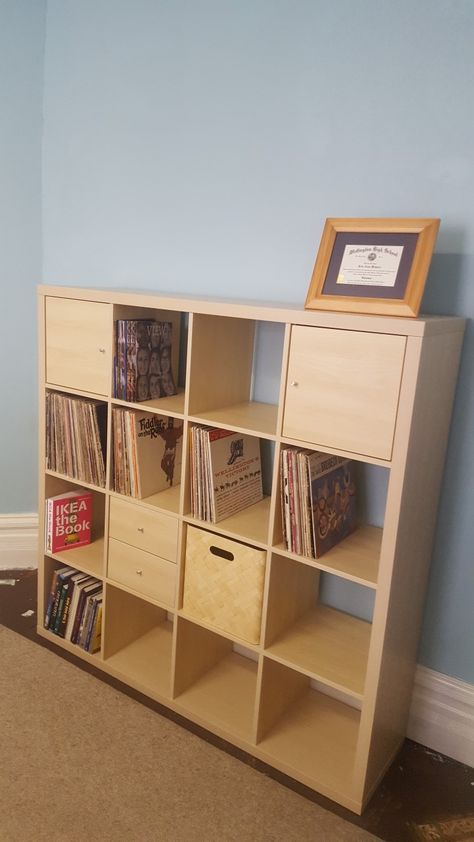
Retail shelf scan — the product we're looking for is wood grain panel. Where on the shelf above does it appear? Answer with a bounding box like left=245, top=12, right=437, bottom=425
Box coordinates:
left=283, top=326, right=406, bottom=460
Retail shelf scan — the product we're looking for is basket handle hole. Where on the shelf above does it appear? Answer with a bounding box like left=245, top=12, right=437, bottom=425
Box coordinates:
left=210, top=546, right=234, bottom=561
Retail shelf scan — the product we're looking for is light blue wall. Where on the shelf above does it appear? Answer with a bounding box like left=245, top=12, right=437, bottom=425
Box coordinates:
left=0, top=0, right=45, bottom=512
left=4, top=0, right=471, bottom=682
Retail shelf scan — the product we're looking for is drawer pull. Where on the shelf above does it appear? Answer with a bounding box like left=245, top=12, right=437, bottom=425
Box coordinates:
left=137, top=527, right=144, bottom=533
left=136, top=569, right=143, bottom=576
left=98, top=347, right=106, bottom=354
left=290, top=380, right=299, bottom=387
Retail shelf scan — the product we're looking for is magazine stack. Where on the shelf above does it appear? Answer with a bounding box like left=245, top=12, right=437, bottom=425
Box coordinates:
left=114, top=318, right=177, bottom=402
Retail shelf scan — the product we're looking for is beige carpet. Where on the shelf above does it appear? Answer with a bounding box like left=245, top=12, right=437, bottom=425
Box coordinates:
left=0, top=626, right=380, bottom=842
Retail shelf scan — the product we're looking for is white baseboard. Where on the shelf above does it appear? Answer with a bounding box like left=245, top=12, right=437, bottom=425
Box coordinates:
left=0, top=513, right=472, bottom=768
left=0, top=514, right=38, bottom=570
left=408, top=665, right=474, bottom=768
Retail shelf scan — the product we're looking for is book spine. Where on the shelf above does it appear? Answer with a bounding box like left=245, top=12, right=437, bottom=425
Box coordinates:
left=64, top=582, right=82, bottom=641
left=56, top=581, right=72, bottom=638
left=287, top=450, right=297, bottom=553
left=292, top=450, right=302, bottom=556
left=50, top=499, right=59, bottom=554
left=53, top=579, right=71, bottom=635
left=280, top=450, right=288, bottom=548
left=282, top=450, right=291, bottom=552
left=89, top=603, right=103, bottom=654
left=70, top=589, right=88, bottom=644
left=44, top=570, right=59, bottom=629
left=83, top=600, right=97, bottom=652
left=46, top=499, right=52, bottom=553
left=78, top=594, right=94, bottom=648
left=84, top=595, right=102, bottom=652
left=48, top=577, right=64, bottom=632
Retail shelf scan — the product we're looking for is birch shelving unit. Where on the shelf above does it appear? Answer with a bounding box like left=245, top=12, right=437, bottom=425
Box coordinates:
left=37, top=284, right=464, bottom=813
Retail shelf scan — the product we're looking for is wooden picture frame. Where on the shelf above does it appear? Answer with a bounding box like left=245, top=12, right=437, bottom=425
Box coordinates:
left=305, top=218, right=440, bottom=317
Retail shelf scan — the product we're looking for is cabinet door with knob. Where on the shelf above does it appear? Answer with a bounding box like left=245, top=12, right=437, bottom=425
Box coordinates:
left=283, top=325, right=406, bottom=460
left=45, top=297, right=112, bottom=396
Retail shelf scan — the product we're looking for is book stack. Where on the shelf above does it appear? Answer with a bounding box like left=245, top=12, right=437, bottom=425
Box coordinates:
left=112, top=408, right=183, bottom=498
left=190, top=426, right=263, bottom=523
left=281, top=448, right=357, bottom=558
left=45, top=489, right=92, bottom=554
left=44, top=567, right=103, bottom=653
left=45, top=393, right=107, bottom=487
left=114, top=318, right=177, bottom=402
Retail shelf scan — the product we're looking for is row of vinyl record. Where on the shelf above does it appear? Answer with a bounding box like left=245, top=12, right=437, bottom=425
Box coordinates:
left=45, top=394, right=264, bottom=522
left=44, top=567, right=103, bottom=653
left=190, top=427, right=263, bottom=523
left=281, top=447, right=357, bottom=558
left=45, top=392, right=107, bottom=488
left=111, top=408, right=184, bottom=497
left=45, top=393, right=358, bottom=560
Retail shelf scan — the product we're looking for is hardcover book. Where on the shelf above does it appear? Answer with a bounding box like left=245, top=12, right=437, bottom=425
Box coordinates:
left=45, top=490, right=93, bottom=554
left=44, top=565, right=74, bottom=629
left=89, top=601, right=103, bottom=654
left=71, top=579, right=102, bottom=645
left=62, top=573, right=91, bottom=640
left=49, top=567, right=79, bottom=633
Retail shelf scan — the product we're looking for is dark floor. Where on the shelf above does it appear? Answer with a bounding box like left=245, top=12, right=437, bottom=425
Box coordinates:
left=1, top=569, right=473, bottom=842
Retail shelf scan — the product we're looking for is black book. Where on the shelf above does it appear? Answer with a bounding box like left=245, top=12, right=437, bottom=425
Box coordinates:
left=71, top=580, right=102, bottom=645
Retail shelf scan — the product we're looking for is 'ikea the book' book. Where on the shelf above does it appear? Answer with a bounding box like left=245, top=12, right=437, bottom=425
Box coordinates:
left=45, top=489, right=92, bottom=554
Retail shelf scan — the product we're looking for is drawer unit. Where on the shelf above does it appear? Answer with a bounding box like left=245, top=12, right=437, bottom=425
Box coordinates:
left=283, top=326, right=406, bottom=460
left=45, top=297, right=112, bottom=395
left=109, top=497, right=179, bottom=562
left=108, top=537, right=176, bottom=607
left=182, top=526, right=266, bottom=644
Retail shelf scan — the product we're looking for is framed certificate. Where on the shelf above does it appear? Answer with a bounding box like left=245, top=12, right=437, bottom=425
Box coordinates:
left=305, top=218, right=440, bottom=317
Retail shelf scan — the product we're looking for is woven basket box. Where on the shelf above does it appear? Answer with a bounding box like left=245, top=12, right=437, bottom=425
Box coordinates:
left=182, top=526, right=266, bottom=644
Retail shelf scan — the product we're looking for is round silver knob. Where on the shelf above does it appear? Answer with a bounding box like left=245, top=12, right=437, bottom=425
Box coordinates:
left=137, top=527, right=144, bottom=533
left=290, top=380, right=299, bottom=387
left=99, top=347, right=106, bottom=354
left=136, top=569, right=143, bottom=576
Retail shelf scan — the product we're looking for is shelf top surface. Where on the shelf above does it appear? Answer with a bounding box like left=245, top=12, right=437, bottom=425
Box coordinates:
left=37, top=284, right=465, bottom=337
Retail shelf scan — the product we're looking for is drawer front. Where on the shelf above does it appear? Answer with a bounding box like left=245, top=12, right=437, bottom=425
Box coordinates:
left=109, top=497, right=179, bottom=562
left=283, top=326, right=406, bottom=460
left=46, top=297, right=112, bottom=395
left=182, top=526, right=266, bottom=644
left=108, top=537, right=176, bottom=607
